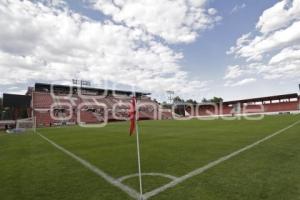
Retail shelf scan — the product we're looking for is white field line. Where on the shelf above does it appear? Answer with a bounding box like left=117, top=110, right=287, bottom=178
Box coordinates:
left=143, top=120, right=300, bottom=200
left=118, top=173, right=177, bottom=182
left=36, top=132, right=140, bottom=200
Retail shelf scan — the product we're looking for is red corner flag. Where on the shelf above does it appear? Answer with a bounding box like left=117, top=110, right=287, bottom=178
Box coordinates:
left=129, top=96, right=143, bottom=196
left=129, top=96, right=136, bottom=136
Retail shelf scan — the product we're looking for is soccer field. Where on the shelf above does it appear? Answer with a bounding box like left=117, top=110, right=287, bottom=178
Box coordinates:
left=1, top=115, right=300, bottom=200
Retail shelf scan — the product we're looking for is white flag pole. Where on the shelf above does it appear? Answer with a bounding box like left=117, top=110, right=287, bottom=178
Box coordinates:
left=135, top=97, right=143, bottom=200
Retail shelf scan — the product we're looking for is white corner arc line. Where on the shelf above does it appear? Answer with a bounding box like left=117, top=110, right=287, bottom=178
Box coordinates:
left=118, top=173, right=177, bottom=182
left=143, top=120, right=300, bottom=200
left=36, top=132, right=140, bottom=200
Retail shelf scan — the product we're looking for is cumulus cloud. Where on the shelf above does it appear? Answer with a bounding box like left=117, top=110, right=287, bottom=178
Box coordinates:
left=0, top=0, right=210, bottom=99
left=225, top=78, right=256, bottom=87
left=256, top=0, right=300, bottom=34
left=88, top=0, right=221, bottom=44
left=229, top=21, right=300, bottom=61
left=223, top=64, right=257, bottom=87
left=230, top=3, right=246, bottom=14
left=224, top=65, right=243, bottom=80
left=227, top=0, right=300, bottom=82
left=269, top=46, right=300, bottom=64
left=223, top=58, right=300, bottom=84
left=265, top=46, right=300, bottom=79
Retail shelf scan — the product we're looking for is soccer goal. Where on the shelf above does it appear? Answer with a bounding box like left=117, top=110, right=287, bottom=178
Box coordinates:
left=16, top=117, right=36, bottom=133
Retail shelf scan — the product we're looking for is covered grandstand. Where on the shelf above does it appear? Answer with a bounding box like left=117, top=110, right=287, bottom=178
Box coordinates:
left=2, top=83, right=300, bottom=128
left=195, top=93, right=300, bottom=116
left=29, top=83, right=159, bottom=127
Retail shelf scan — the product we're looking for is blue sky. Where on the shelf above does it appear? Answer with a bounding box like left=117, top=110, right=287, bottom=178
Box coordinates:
left=180, top=0, right=299, bottom=100
left=0, top=0, right=299, bottom=102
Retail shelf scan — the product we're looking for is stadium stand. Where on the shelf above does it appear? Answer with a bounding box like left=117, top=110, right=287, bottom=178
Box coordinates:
left=29, top=83, right=159, bottom=127
left=195, top=93, right=300, bottom=117
left=1, top=83, right=299, bottom=128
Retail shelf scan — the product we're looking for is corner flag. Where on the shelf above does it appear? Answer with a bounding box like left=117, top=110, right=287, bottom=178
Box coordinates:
left=129, top=96, right=143, bottom=199
left=129, top=96, right=136, bottom=136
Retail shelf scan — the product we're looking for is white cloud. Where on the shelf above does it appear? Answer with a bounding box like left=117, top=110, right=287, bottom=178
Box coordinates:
left=230, top=3, right=246, bottom=14
left=261, top=63, right=300, bottom=80
left=223, top=64, right=257, bottom=87
left=256, top=0, right=300, bottom=34
left=229, top=20, right=300, bottom=61
left=226, top=33, right=251, bottom=55
left=208, top=8, right=218, bottom=15
left=264, top=46, right=300, bottom=79
left=89, top=0, right=221, bottom=44
left=223, top=57, right=300, bottom=83
left=0, top=0, right=209, bottom=100
left=228, top=0, right=300, bottom=61
left=269, top=46, right=300, bottom=64
left=227, top=0, right=300, bottom=82
left=224, top=65, right=243, bottom=80
left=225, top=78, right=256, bottom=87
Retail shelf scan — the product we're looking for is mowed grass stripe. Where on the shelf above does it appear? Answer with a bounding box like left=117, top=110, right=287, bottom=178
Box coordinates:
left=143, top=119, right=300, bottom=199
left=36, top=131, right=140, bottom=199
left=1, top=114, right=300, bottom=200
left=150, top=120, right=300, bottom=200
left=38, top=115, right=300, bottom=178
left=0, top=133, right=132, bottom=200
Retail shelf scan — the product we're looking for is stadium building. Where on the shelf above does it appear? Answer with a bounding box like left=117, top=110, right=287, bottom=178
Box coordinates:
left=1, top=83, right=300, bottom=128
left=2, top=83, right=163, bottom=128
left=193, top=93, right=300, bottom=117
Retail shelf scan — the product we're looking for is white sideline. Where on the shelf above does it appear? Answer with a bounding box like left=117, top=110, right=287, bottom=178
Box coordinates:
left=143, top=120, right=300, bottom=199
left=118, top=173, right=177, bottom=182
left=36, top=132, right=140, bottom=200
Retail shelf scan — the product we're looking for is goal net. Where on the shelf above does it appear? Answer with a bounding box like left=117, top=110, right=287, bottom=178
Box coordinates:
left=16, top=117, right=36, bottom=132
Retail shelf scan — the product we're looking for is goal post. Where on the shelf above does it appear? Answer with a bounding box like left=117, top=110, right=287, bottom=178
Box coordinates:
left=16, top=117, right=36, bottom=133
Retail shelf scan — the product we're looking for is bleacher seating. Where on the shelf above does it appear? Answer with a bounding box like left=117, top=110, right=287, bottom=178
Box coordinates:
left=192, top=100, right=299, bottom=117
left=35, top=111, right=52, bottom=127
left=263, top=102, right=298, bottom=112
left=33, top=91, right=159, bottom=127
left=33, top=92, right=53, bottom=108
left=31, top=84, right=300, bottom=125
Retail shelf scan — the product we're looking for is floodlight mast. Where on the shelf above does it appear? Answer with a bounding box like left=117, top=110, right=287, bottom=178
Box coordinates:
left=166, top=90, right=175, bottom=104
left=72, top=79, right=91, bottom=88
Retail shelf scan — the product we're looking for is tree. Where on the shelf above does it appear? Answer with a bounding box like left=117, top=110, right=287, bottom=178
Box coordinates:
left=186, top=99, right=197, bottom=104
left=173, top=96, right=184, bottom=103
left=201, top=98, right=208, bottom=103
left=201, top=97, right=223, bottom=103
left=210, top=97, right=223, bottom=103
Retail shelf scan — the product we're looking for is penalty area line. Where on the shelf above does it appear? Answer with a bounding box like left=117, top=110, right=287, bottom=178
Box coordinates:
left=143, top=120, right=300, bottom=200
left=36, top=131, right=140, bottom=200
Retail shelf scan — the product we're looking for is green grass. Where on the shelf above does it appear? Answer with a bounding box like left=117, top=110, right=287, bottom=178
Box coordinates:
left=1, top=114, right=300, bottom=200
